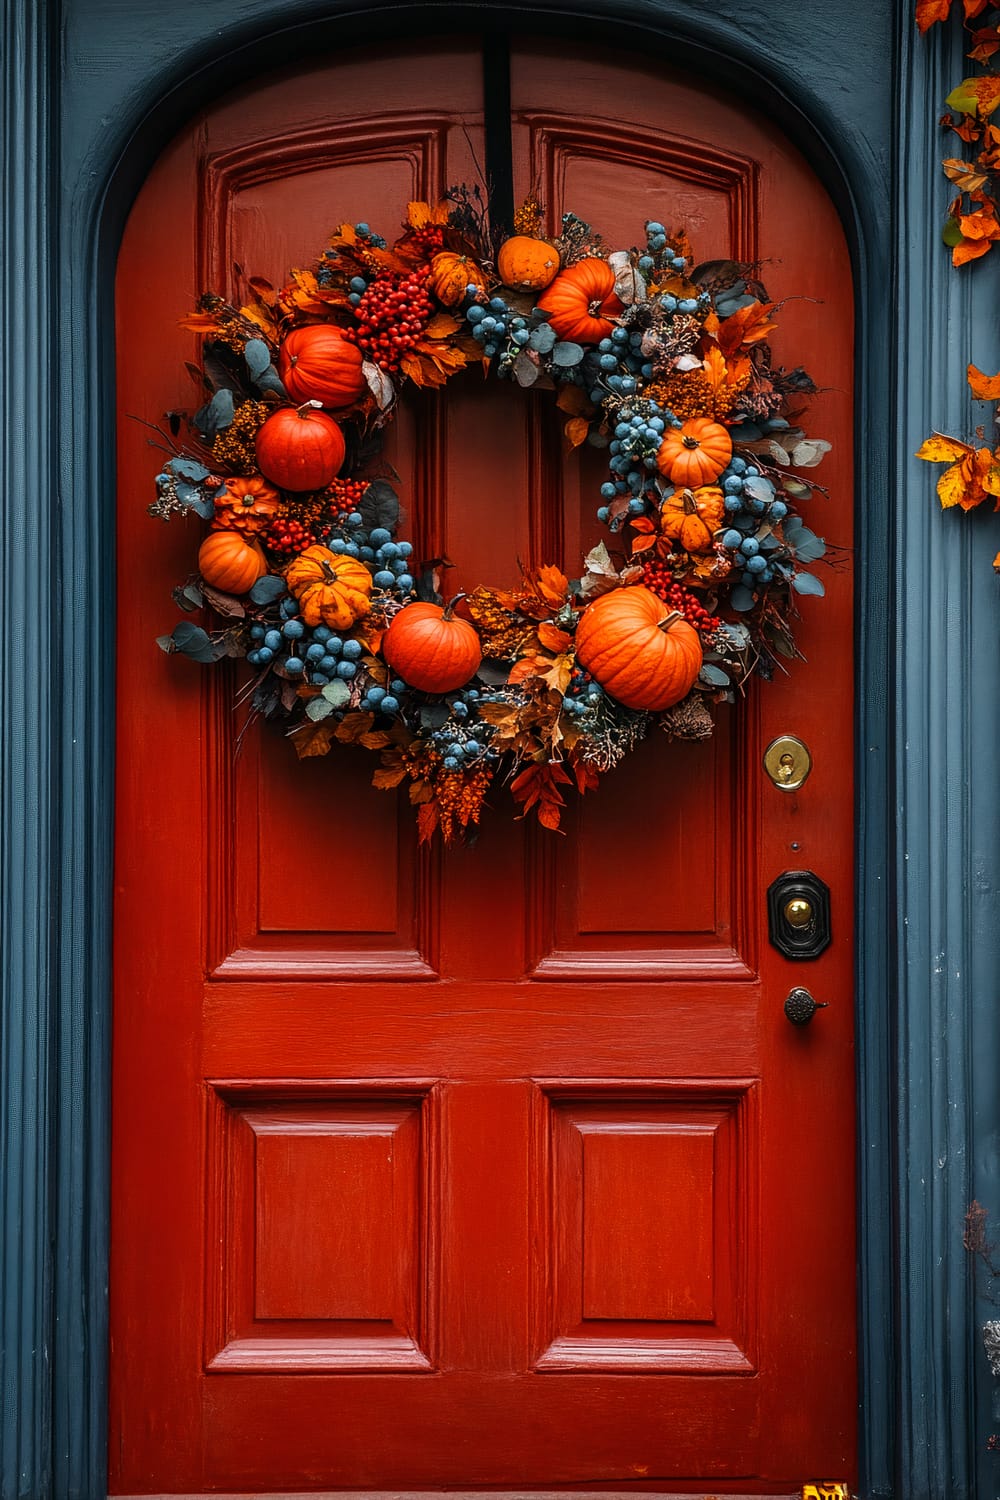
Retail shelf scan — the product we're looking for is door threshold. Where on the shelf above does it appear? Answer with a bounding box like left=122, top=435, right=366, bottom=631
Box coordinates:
left=112, top=1490, right=805, bottom=1499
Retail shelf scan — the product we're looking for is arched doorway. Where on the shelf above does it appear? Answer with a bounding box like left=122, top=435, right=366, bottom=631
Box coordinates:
left=111, top=31, right=855, bottom=1493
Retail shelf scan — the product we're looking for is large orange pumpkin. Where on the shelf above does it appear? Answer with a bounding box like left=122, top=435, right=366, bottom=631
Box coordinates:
left=278, top=325, right=366, bottom=410
left=284, top=546, right=372, bottom=629
left=211, top=476, right=281, bottom=536
left=574, top=586, right=703, bottom=711
left=197, top=529, right=267, bottom=594
left=427, top=252, right=487, bottom=307
left=536, top=257, right=624, bottom=343
left=656, top=418, right=732, bottom=488
left=660, top=485, right=726, bottom=554
left=382, top=598, right=482, bottom=693
left=255, top=403, right=346, bottom=492
left=496, top=235, right=560, bottom=292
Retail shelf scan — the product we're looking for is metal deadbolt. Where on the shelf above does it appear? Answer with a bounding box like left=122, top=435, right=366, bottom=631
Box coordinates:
left=783, top=986, right=828, bottom=1026
left=763, top=734, right=812, bottom=791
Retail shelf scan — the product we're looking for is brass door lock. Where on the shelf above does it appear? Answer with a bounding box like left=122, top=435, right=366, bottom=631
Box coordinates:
left=763, top=733, right=812, bottom=791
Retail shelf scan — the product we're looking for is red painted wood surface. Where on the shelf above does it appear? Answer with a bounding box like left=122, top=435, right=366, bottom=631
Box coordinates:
left=110, top=37, right=856, bottom=1495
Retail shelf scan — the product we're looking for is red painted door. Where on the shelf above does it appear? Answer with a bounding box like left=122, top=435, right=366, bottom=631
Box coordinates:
left=111, top=36, right=855, bottom=1496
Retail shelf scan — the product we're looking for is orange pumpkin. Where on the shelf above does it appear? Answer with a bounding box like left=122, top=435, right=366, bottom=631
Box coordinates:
left=211, top=476, right=281, bottom=536
left=197, top=529, right=267, bottom=594
left=284, top=546, right=372, bottom=629
left=496, top=235, right=560, bottom=291
left=657, top=418, right=732, bottom=488
left=536, top=257, right=624, bottom=343
left=382, top=598, right=482, bottom=693
left=278, top=325, right=366, bottom=410
left=427, top=252, right=487, bottom=307
left=660, top=485, right=726, bottom=554
left=574, top=586, right=703, bottom=711
left=255, top=403, right=346, bottom=492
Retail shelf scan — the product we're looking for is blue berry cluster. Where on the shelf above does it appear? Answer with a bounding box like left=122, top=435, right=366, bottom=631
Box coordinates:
left=247, top=597, right=366, bottom=684
left=716, top=456, right=791, bottom=598
left=465, top=291, right=528, bottom=358
left=598, top=399, right=673, bottom=523
left=314, top=513, right=415, bottom=599
left=561, top=668, right=604, bottom=719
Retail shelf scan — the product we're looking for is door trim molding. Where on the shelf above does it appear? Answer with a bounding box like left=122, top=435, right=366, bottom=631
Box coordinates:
left=3, top=1, right=978, bottom=1496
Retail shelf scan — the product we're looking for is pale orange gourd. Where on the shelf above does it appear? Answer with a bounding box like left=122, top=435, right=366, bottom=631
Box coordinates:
left=496, top=235, right=560, bottom=291
left=656, top=418, right=733, bottom=487
left=427, top=252, right=487, bottom=307
left=285, top=546, right=372, bottom=629
left=660, top=485, right=726, bottom=554
left=536, top=257, right=624, bottom=344
left=197, top=529, right=267, bottom=594
left=382, top=598, right=482, bottom=693
left=574, top=586, right=703, bottom=711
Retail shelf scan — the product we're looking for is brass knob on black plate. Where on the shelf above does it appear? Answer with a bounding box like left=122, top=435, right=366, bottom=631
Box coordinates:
left=784, top=897, right=814, bottom=928
left=784, top=986, right=828, bottom=1026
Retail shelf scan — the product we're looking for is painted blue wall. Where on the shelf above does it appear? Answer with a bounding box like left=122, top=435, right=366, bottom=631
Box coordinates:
left=1, top=0, right=996, bottom=1495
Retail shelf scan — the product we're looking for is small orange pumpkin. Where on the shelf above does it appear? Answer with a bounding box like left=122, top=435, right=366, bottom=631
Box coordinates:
left=255, top=403, right=346, bottom=492
left=497, top=235, right=560, bottom=291
left=285, top=546, right=372, bottom=629
left=382, top=598, right=482, bottom=693
left=574, top=586, right=703, bottom=711
left=278, top=324, right=366, bottom=411
left=660, top=485, right=726, bottom=554
left=427, top=252, right=487, bottom=307
left=536, top=257, right=624, bottom=344
left=657, top=418, right=733, bottom=488
left=197, top=529, right=267, bottom=594
left=211, top=476, right=281, bottom=536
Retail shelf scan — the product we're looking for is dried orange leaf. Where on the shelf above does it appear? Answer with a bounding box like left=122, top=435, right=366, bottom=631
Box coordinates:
left=565, top=415, right=590, bottom=447
left=968, top=363, right=1000, bottom=399
left=916, top=433, right=974, bottom=462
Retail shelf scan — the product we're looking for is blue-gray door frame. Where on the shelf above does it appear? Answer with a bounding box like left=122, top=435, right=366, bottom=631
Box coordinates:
left=2, top=2, right=997, bottom=1496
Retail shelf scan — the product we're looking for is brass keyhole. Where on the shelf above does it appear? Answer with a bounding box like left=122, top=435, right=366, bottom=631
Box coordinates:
left=763, top=734, right=813, bottom=791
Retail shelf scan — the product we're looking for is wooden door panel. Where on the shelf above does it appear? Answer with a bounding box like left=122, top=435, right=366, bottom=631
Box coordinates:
left=112, top=33, right=855, bottom=1494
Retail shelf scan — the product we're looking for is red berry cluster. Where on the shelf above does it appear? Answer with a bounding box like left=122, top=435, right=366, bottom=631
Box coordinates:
left=321, top=477, right=369, bottom=518
left=263, top=514, right=316, bottom=558
left=640, top=565, right=720, bottom=632
left=411, top=224, right=445, bottom=257
left=344, top=269, right=433, bottom=371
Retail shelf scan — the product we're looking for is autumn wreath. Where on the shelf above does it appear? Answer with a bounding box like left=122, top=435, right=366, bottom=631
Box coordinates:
left=150, top=190, right=832, bottom=843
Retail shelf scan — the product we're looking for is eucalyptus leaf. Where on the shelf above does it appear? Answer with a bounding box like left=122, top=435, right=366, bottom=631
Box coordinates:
left=783, top=477, right=814, bottom=500
left=728, top=421, right=763, bottom=443
left=321, top=679, right=351, bottom=708
left=476, top=659, right=511, bottom=686
left=171, top=620, right=216, bottom=663
left=420, top=703, right=450, bottom=730
left=699, top=663, right=731, bottom=687
left=791, top=571, right=826, bottom=597
left=169, top=457, right=210, bottom=483
left=360, top=480, right=400, bottom=531
left=743, top=476, right=775, bottom=503
left=790, top=438, right=832, bottom=469
left=156, top=633, right=175, bottom=654
left=513, top=351, right=540, bottom=387
left=249, top=574, right=287, bottom=605
left=730, top=585, right=756, bottom=613
left=552, top=341, right=585, bottom=367
left=528, top=324, right=557, bottom=354
left=254, top=367, right=288, bottom=397
left=306, top=696, right=335, bottom=722
left=793, top=531, right=827, bottom=563
left=194, top=387, right=235, bottom=440
left=243, top=338, right=273, bottom=380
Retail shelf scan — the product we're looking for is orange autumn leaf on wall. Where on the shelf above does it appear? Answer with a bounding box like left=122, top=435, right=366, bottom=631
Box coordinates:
left=953, top=199, right=1000, bottom=262
left=916, top=432, right=1000, bottom=509
left=919, top=0, right=990, bottom=31
left=968, top=362, right=1000, bottom=398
